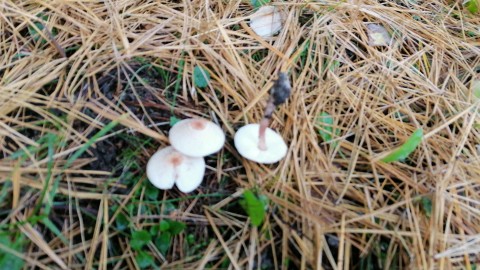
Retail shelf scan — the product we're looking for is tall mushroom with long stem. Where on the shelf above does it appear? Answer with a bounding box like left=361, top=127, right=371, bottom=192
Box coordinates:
left=235, top=72, right=292, bottom=164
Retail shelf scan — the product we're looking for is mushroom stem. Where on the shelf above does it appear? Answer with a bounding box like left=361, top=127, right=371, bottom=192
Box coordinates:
left=258, top=99, right=276, bottom=151
left=257, top=72, right=292, bottom=151
left=258, top=118, right=269, bottom=150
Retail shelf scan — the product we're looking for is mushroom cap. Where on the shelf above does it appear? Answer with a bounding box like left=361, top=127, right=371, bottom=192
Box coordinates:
left=169, top=118, right=225, bottom=157
left=366, top=23, right=392, bottom=47
left=249, top=6, right=284, bottom=38
left=234, top=124, right=287, bottom=164
left=146, top=146, right=205, bottom=193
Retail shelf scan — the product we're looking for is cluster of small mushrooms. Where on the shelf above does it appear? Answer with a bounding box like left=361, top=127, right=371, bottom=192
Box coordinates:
left=146, top=72, right=292, bottom=193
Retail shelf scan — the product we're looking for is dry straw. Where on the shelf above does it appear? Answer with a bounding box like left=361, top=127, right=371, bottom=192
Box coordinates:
left=1, top=0, right=480, bottom=269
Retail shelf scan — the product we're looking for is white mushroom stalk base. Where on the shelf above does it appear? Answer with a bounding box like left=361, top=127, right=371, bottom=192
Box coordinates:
left=146, top=146, right=205, bottom=193
left=234, top=124, right=287, bottom=164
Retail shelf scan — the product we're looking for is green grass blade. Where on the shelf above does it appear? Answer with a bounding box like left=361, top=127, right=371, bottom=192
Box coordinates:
left=9, top=133, right=52, bottom=160
left=41, top=217, right=68, bottom=244
left=381, top=129, right=423, bottom=163
left=41, top=118, right=121, bottom=230
left=64, top=117, right=122, bottom=169
left=33, top=133, right=57, bottom=215
left=171, top=52, right=185, bottom=110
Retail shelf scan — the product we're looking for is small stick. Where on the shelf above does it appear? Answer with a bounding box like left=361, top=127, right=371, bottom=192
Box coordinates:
left=258, top=72, right=291, bottom=150
left=36, top=20, right=66, bottom=58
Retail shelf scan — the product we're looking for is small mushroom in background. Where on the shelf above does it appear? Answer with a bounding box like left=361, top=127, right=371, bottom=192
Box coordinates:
left=234, top=72, right=291, bottom=164
left=366, top=23, right=392, bottom=47
left=146, top=146, right=205, bottom=193
left=249, top=5, right=284, bottom=38
left=169, top=118, right=226, bottom=157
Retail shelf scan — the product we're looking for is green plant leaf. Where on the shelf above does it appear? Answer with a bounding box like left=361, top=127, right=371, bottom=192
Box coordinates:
left=464, top=0, right=479, bottom=13
left=251, top=0, right=271, bottom=8
left=240, top=190, right=266, bottom=227
left=168, top=221, right=186, bottom=235
left=130, top=230, right=151, bottom=250
left=193, top=65, right=210, bottom=88
left=115, top=213, right=129, bottom=231
left=317, top=112, right=335, bottom=143
left=145, top=184, right=159, bottom=200
left=381, top=129, right=423, bottom=163
left=27, top=14, right=58, bottom=45
left=0, top=234, right=9, bottom=246
left=150, top=225, right=159, bottom=236
left=28, top=14, right=47, bottom=43
left=258, top=194, right=269, bottom=211
left=159, top=220, right=170, bottom=232
left=421, top=197, right=432, bottom=218
left=155, top=232, right=172, bottom=255
left=169, top=116, right=180, bottom=127
left=0, top=233, right=25, bottom=270
left=0, top=251, right=24, bottom=269
left=136, top=250, right=154, bottom=268
left=472, top=80, right=480, bottom=100
left=186, top=234, right=195, bottom=245
left=329, top=60, right=341, bottom=71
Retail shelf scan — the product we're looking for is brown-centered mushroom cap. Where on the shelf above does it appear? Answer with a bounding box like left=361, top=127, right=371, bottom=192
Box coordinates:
left=169, top=118, right=225, bottom=157
left=146, top=146, right=205, bottom=193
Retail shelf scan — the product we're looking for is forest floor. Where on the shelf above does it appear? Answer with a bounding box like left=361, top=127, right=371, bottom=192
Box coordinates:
left=1, top=1, right=480, bottom=269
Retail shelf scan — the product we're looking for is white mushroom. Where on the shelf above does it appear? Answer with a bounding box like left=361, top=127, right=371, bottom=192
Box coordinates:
left=234, top=72, right=291, bottom=164
left=234, top=123, right=287, bottom=164
left=366, top=23, right=392, bottom=47
left=146, top=146, right=205, bottom=193
left=169, top=118, right=225, bottom=157
left=250, top=6, right=284, bottom=38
